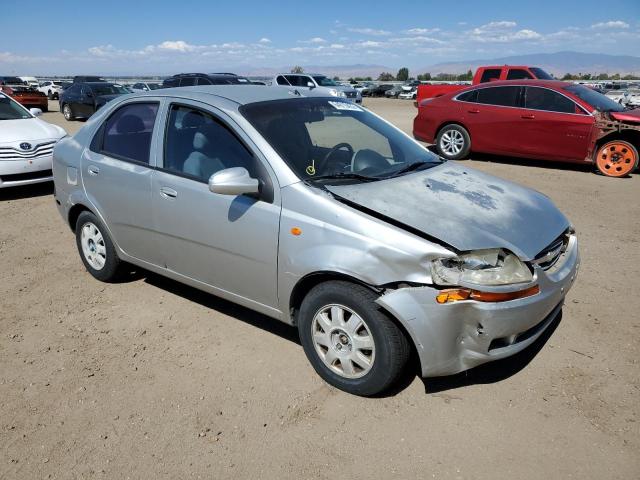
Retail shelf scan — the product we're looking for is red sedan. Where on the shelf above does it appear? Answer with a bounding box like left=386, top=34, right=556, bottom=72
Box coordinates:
left=413, top=80, right=640, bottom=177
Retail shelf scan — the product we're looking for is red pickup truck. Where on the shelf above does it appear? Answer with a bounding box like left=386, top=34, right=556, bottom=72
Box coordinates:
left=416, top=65, right=553, bottom=104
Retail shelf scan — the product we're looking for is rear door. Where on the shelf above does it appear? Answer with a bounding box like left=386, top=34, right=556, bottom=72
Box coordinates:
left=519, top=86, right=594, bottom=161
left=79, top=85, right=95, bottom=117
left=457, top=85, right=524, bottom=155
left=81, top=100, right=163, bottom=264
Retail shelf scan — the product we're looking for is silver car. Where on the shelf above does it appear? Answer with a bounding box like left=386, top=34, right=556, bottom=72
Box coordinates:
left=52, top=86, right=579, bottom=396
left=272, top=74, right=362, bottom=103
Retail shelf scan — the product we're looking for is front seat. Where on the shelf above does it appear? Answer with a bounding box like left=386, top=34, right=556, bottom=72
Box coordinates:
left=183, top=124, right=226, bottom=180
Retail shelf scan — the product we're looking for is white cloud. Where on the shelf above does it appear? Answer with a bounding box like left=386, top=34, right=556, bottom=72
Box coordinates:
left=301, top=37, right=327, bottom=44
left=348, top=27, right=391, bottom=36
left=258, top=37, right=271, bottom=43
left=591, top=20, right=629, bottom=29
left=330, top=44, right=345, bottom=49
left=403, top=28, right=440, bottom=35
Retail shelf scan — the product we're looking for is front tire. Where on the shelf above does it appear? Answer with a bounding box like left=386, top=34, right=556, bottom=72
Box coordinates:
left=75, top=211, right=123, bottom=282
left=62, top=103, right=74, bottom=121
left=298, top=281, right=410, bottom=396
left=436, top=124, right=471, bottom=160
left=594, top=140, right=638, bottom=177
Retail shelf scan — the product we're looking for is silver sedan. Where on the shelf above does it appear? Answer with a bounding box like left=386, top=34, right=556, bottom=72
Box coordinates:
left=52, top=86, right=579, bottom=396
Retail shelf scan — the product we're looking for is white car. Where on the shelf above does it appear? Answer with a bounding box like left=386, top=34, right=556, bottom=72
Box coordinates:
left=130, top=82, right=163, bottom=93
left=606, top=89, right=640, bottom=108
left=0, top=92, right=66, bottom=188
left=398, top=88, right=417, bottom=100
left=19, top=76, right=40, bottom=89
left=38, top=81, right=64, bottom=99
left=272, top=74, right=362, bottom=103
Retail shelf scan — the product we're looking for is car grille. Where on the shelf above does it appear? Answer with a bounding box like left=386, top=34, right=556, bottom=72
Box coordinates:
left=0, top=141, right=56, bottom=161
left=345, top=91, right=357, bottom=98
left=532, top=231, right=570, bottom=270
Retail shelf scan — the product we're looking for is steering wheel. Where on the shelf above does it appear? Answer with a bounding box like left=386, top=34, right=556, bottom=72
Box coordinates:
left=317, top=143, right=354, bottom=174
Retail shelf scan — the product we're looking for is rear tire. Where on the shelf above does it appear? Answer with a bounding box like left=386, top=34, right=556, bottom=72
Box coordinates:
left=75, top=211, right=124, bottom=282
left=436, top=124, right=471, bottom=160
left=594, top=140, right=638, bottom=177
left=298, top=281, right=410, bottom=396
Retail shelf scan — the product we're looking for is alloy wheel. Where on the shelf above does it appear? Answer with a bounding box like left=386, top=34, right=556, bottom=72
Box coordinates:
left=440, top=129, right=465, bottom=156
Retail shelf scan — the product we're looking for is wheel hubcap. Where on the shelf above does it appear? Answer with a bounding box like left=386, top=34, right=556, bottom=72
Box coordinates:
left=80, top=222, right=106, bottom=270
left=596, top=142, right=637, bottom=177
left=311, top=304, right=375, bottom=379
left=440, top=129, right=464, bottom=155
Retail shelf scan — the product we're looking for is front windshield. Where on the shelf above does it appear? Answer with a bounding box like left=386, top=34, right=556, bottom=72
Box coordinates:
left=240, top=98, right=441, bottom=183
left=0, top=94, right=31, bottom=120
left=564, top=84, right=625, bottom=112
left=91, top=84, right=130, bottom=95
left=313, top=76, right=338, bottom=87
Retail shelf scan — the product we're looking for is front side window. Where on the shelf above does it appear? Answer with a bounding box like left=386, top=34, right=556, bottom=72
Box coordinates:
left=313, top=76, right=338, bottom=87
left=180, top=77, right=196, bottom=87
left=98, top=103, right=158, bottom=163
left=240, top=98, right=441, bottom=183
left=479, top=69, right=502, bottom=83
left=285, top=75, right=309, bottom=87
left=524, top=87, right=576, bottom=114
left=197, top=77, right=213, bottom=85
left=506, top=69, right=533, bottom=80
left=476, top=86, right=522, bottom=107
left=163, top=104, right=258, bottom=183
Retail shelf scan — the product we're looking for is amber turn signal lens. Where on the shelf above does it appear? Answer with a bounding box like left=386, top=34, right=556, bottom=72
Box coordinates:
left=436, top=285, right=540, bottom=304
left=290, top=227, right=302, bottom=236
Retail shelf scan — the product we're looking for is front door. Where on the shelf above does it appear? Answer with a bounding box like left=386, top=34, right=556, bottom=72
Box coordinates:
left=519, top=86, right=594, bottom=161
left=151, top=101, right=281, bottom=309
left=81, top=100, right=162, bottom=264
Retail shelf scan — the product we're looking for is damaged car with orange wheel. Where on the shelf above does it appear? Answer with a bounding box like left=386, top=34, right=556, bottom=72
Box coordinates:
left=53, top=87, right=579, bottom=396
left=414, top=80, right=639, bottom=177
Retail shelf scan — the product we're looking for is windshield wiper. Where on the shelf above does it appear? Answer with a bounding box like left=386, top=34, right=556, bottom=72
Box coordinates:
left=384, top=161, right=438, bottom=178
left=307, top=172, right=378, bottom=183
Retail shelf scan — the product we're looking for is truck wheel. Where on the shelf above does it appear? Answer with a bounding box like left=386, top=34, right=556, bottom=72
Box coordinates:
left=436, top=124, right=471, bottom=160
left=298, top=281, right=410, bottom=396
left=595, top=140, right=638, bottom=177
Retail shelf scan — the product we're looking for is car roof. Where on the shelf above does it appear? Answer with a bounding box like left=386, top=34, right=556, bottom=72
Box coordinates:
left=136, top=85, right=319, bottom=105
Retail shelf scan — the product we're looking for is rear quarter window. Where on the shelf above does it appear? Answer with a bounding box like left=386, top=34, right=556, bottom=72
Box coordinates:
left=457, top=90, right=478, bottom=102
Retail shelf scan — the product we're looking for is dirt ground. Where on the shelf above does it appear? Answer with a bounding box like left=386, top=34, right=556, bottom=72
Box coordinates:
left=1, top=98, right=638, bottom=479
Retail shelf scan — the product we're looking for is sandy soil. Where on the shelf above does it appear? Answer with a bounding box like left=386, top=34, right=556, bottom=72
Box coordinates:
left=1, top=98, right=638, bottom=479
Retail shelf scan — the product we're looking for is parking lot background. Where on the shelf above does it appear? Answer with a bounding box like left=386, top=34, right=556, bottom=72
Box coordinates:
left=1, top=98, right=638, bottom=479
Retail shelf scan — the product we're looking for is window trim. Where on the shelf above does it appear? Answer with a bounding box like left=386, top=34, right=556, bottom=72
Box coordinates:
left=89, top=100, right=161, bottom=166
left=159, top=101, right=274, bottom=202
left=453, top=84, right=592, bottom=116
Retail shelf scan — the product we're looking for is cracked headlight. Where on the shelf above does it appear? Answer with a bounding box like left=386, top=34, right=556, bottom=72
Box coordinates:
left=431, top=249, right=533, bottom=287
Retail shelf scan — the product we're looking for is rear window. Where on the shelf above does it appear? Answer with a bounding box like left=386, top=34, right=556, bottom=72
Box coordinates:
left=530, top=68, right=553, bottom=80
left=479, top=69, right=502, bottom=83
left=95, top=103, right=159, bottom=164
left=476, top=86, right=522, bottom=107
left=506, top=69, right=533, bottom=80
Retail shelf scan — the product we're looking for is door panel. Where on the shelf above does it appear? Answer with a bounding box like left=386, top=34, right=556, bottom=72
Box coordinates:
left=519, top=87, right=594, bottom=161
left=151, top=172, right=280, bottom=307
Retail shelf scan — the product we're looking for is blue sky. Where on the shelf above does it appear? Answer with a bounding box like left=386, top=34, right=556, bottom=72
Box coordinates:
left=2, top=0, right=639, bottom=74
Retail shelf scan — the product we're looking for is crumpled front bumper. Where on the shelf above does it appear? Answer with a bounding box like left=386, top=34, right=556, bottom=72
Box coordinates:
left=376, top=236, right=580, bottom=377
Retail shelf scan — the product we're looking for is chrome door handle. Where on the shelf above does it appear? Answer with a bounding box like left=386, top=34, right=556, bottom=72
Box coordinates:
left=160, top=186, right=178, bottom=198
left=87, top=165, right=100, bottom=175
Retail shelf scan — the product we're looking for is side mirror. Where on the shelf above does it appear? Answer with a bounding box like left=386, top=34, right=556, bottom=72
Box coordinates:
left=29, top=108, right=43, bottom=117
left=307, top=81, right=315, bottom=89
left=209, top=167, right=259, bottom=196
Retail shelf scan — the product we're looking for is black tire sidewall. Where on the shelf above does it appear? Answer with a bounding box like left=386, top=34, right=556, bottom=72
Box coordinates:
left=298, top=281, right=409, bottom=396
left=436, top=124, right=471, bottom=160
left=75, top=211, right=122, bottom=282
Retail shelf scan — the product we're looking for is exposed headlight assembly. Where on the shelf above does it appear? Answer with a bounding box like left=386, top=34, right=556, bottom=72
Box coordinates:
left=431, top=249, right=533, bottom=287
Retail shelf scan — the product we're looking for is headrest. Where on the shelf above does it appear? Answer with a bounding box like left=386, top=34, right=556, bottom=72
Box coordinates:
left=193, top=123, right=222, bottom=151
left=182, top=111, right=206, bottom=128
left=116, top=115, right=145, bottom=134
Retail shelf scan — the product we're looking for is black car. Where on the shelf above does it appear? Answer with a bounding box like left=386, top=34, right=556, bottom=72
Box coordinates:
left=368, top=84, right=394, bottom=97
left=73, top=75, right=107, bottom=83
left=162, top=73, right=253, bottom=88
left=59, top=82, right=130, bottom=121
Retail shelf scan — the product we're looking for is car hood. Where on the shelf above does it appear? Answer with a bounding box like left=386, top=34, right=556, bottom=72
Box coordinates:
left=325, top=162, right=570, bottom=260
left=609, top=108, right=640, bottom=123
left=0, top=118, right=66, bottom=144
